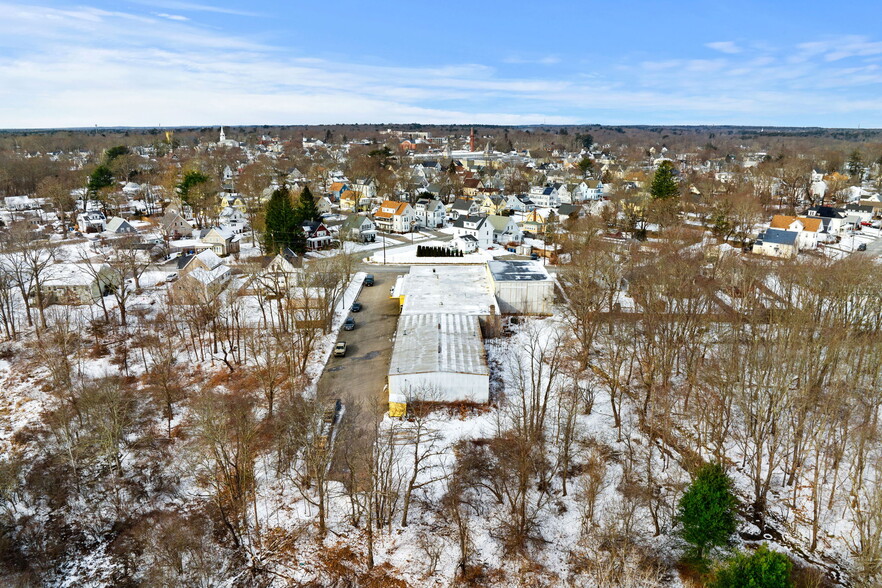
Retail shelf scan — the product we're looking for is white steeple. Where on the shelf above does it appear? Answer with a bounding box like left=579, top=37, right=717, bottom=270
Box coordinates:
left=219, top=126, right=226, bottom=143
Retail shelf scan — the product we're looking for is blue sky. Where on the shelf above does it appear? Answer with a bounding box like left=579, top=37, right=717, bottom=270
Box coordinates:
left=2, top=1, right=882, bottom=128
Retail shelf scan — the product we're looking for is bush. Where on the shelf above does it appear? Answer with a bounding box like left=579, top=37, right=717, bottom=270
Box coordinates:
left=710, top=544, right=793, bottom=588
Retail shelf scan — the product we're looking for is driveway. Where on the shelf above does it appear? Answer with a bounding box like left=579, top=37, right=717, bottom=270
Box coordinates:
left=316, top=269, right=404, bottom=427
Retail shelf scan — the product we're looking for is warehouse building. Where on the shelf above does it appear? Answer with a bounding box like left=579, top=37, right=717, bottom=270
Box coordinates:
left=487, top=260, right=554, bottom=315
left=388, top=313, right=490, bottom=412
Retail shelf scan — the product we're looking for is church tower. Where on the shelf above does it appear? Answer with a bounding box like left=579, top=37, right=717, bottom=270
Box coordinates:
left=219, top=126, right=226, bottom=143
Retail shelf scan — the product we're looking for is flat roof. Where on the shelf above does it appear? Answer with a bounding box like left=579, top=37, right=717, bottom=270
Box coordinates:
left=389, top=313, right=489, bottom=377
left=488, top=260, right=551, bottom=282
left=399, top=265, right=497, bottom=316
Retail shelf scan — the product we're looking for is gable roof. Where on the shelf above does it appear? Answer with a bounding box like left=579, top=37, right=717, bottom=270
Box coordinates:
left=452, top=214, right=487, bottom=230
left=374, top=200, right=410, bottom=219
left=760, top=228, right=798, bottom=245
left=451, top=198, right=474, bottom=211
left=486, top=215, right=515, bottom=231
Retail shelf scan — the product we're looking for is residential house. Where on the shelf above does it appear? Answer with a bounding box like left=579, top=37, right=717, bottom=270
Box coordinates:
left=302, top=221, right=334, bottom=249
left=41, top=262, right=119, bottom=305
left=805, top=206, right=849, bottom=234
left=77, top=210, right=106, bottom=233
left=339, top=190, right=359, bottom=211
left=451, top=214, right=493, bottom=248
left=463, top=178, right=484, bottom=197
left=200, top=226, right=241, bottom=257
left=104, top=216, right=137, bottom=234
left=352, top=178, right=377, bottom=201
left=504, top=194, right=535, bottom=213
left=328, top=181, right=348, bottom=200
left=529, top=185, right=561, bottom=208
left=752, top=228, right=798, bottom=259
left=374, top=200, right=414, bottom=233
left=219, top=206, right=248, bottom=231
left=413, top=198, right=445, bottom=228
left=557, top=203, right=583, bottom=222
left=316, top=196, right=334, bottom=216
left=522, top=208, right=556, bottom=234
left=487, top=215, right=523, bottom=245
left=478, top=195, right=505, bottom=216
left=172, top=263, right=232, bottom=304
left=450, top=198, right=480, bottom=220
left=250, top=248, right=302, bottom=297
left=769, top=215, right=822, bottom=250
left=340, top=214, right=377, bottom=242
left=160, top=210, right=193, bottom=239
left=451, top=234, right=479, bottom=253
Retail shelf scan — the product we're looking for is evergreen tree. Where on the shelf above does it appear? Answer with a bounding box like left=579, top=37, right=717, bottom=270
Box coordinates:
left=294, top=185, right=320, bottom=223
left=263, top=186, right=298, bottom=254
left=847, top=149, right=864, bottom=179
left=87, top=165, right=114, bottom=194
left=677, top=463, right=738, bottom=563
left=177, top=170, right=210, bottom=206
left=650, top=160, right=679, bottom=200
left=711, top=545, right=793, bottom=588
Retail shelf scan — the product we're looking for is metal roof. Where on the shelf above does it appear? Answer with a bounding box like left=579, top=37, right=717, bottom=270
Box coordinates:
left=389, top=313, right=489, bottom=377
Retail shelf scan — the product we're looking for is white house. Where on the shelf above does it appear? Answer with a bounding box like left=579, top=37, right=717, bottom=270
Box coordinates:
left=413, top=198, right=446, bottom=228
left=486, top=215, right=523, bottom=245
left=529, top=185, right=561, bottom=208
left=373, top=200, right=414, bottom=233
left=340, top=214, right=377, bottom=242
left=752, top=228, right=798, bottom=259
left=41, top=262, right=119, bottom=305
left=351, top=178, right=377, bottom=201
left=769, top=215, right=822, bottom=250
left=451, top=214, right=493, bottom=248
left=76, top=210, right=106, bottom=233
left=450, top=198, right=480, bottom=220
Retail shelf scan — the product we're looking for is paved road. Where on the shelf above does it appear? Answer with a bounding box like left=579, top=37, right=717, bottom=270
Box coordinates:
left=315, top=270, right=404, bottom=429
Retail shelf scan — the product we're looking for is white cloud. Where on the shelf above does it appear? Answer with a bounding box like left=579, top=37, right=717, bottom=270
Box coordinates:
left=155, top=12, right=189, bottom=21
left=706, top=41, right=742, bottom=54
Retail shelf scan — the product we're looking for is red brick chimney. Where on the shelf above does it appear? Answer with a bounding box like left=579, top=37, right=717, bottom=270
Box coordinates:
left=469, top=127, right=475, bottom=152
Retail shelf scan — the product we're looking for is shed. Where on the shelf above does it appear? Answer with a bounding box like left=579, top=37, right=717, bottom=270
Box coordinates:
left=487, top=260, right=554, bottom=315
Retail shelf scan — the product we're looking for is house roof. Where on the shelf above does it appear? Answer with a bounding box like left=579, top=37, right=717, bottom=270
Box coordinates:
left=760, top=228, right=798, bottom=245
left=488, top=260, right=551, bottom=282
left=452, top=214, right=487, bottom=230
left=374, top=200, right=409, bottom=219
left=104, top=217, right=132, bottom=232
left=341, top=214, right=373, bottom=231
left=770, top=215, right=822, bottom=232
left=329, top=182, right=346, bottom=192
left=451, top=198, right=474, bottom=211
left=486, top=215, right=515, bottom=231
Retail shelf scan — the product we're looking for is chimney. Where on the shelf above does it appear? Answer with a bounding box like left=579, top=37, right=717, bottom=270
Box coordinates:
left=469, top=128, right=475, bottom=152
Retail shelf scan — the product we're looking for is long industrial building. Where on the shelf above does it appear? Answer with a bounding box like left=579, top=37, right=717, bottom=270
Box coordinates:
left=387, top=261, right=554, bottom=415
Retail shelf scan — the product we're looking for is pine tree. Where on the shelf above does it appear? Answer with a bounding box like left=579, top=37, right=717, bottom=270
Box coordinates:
left=88, top=165, right=114, bottom=194
left=294, top=185, right=320, bottom=224
left=650, top=160, right=679, bottom=200
left=677, top=463, right=738, bottom=563
left=263, top=186, right=297, bottom=254
left=710, top=545, right=792, bottom=588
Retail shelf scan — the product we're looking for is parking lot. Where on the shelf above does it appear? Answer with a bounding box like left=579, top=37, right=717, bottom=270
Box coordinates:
left=316, top=270, right=404, bottom=424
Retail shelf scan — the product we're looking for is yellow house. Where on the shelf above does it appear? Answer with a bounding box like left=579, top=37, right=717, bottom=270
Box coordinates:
left=339, top=190, right=358, bottom=211
left=478, top=195, right=504, bottom=215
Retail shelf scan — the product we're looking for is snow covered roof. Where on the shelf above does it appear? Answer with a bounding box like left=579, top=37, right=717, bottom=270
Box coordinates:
left=193, top=249, right=224, bottom=270
left=188, top=265, right=231, bottom=286
left=398, top=265, right=497, bottom=317
left=44, top=263, right=109, bottom=287
left=389, top=313, right=489, bottom=378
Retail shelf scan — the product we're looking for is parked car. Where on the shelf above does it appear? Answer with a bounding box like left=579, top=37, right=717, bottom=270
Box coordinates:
left=530, top=252, right=539, bottom=261
left=351, top=302, right=362, bottom=312
left=861, top=221, right=872, bottom=227
left=344, top=317, right=356, bottom=331
left=364, top=274, right=375, bottom=286
left=334, top=341, right=347, bottom=357
left=857, top=243, right=867, bottom=251
left=165, top=273, right=178, bottom=283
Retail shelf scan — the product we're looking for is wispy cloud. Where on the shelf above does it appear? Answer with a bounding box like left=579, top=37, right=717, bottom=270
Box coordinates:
left=706, top=41, right=742, bottom=54
left=503, top=55, right=561, bottom=65
left=127, top=0, right=262, bottom=17
left=155, top=12, right=189, bottom=21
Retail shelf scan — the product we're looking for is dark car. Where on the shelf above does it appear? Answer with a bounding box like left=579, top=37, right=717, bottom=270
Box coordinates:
left=351, top=302, right=362, bottom=312
left=857, top=243, right=867, bottom=251
left=344, top=317, right=356, bottom=330
left=364, top=274, right=375, bottom=286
